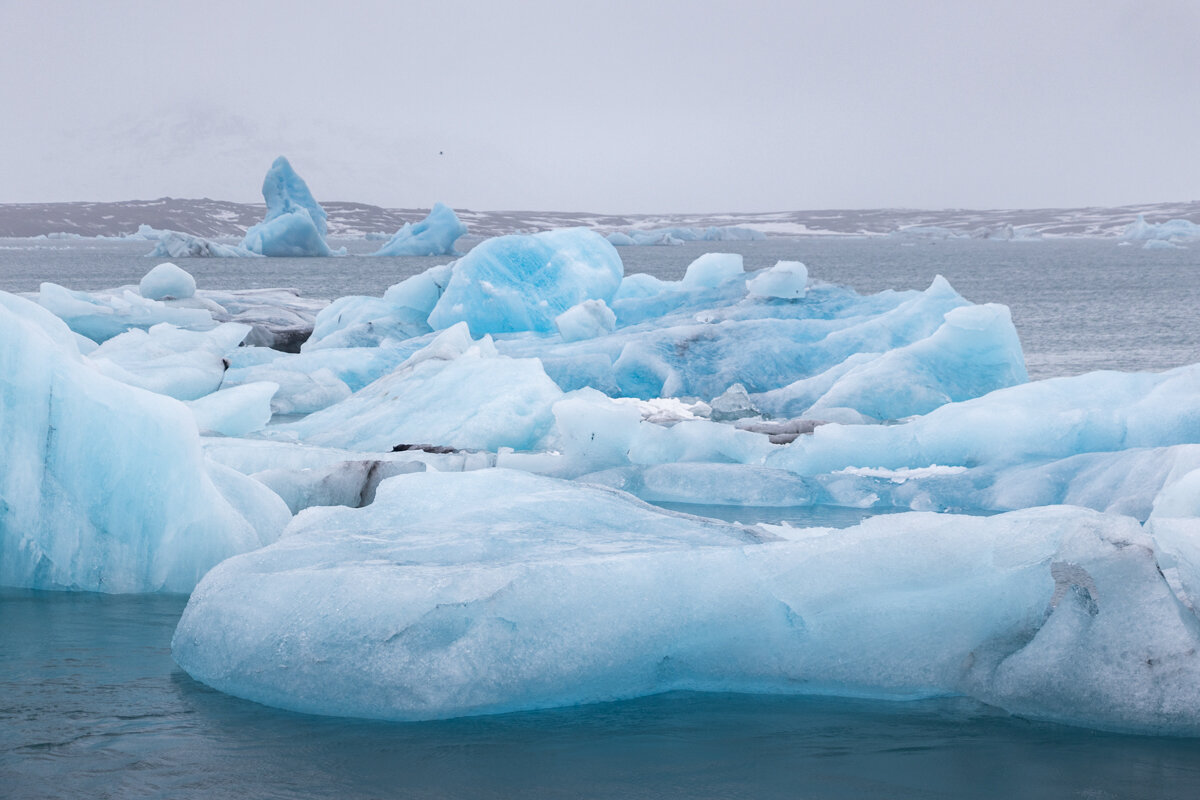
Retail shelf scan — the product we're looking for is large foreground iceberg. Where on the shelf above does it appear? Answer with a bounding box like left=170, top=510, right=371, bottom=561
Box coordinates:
left=173, top=469, right=1200, bottom=734
left=371, top=203, right=467, bottom=256
left=0, top=292, right=288, bottom=593
left=241, top=157, right=340, bottom=257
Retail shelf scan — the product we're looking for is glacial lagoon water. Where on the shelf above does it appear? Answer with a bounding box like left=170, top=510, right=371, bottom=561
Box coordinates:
left=3, top=235, right=1200, bottom=798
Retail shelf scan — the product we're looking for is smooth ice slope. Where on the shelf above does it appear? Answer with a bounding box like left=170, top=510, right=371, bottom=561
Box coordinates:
left=274, top=324, right=563, bottom=452
left=372, top=203, right=467, bottom=256
left=173, top=470, right=1200, bottom=734
left=427, top=229, right=623, bottom=335
left=0, top=292, right=288, bottom=593
left=241, top=157, right=337, bottom=257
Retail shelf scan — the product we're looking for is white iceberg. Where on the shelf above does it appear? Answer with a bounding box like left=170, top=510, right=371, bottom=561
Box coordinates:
left=746, top=260, right=807, bottom=299
left=139, top=226, right=260, bottom=259
left=173, top=469, right=1200, bottom=735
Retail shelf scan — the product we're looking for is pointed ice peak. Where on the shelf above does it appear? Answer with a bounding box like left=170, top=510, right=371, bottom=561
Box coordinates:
left=261, top=156, right=328, bottom=239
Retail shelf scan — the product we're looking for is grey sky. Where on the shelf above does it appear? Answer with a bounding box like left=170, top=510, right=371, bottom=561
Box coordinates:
left=1, top=0, right=1197, bottom=212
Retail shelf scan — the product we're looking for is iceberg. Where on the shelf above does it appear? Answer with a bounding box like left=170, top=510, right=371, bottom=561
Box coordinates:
left=610, top=226, right=767, bottom=244
left=139, top=262, right=198, bottom=299
left=139, top=226, right=261, bottom=259
left=371, top=203, right=468, bottom=256
left=173, top=469, right=1200, bottom=735
left=427, top=228, right=623, bottom=335
left=34, top=281, right=217, bottom=343
left=88, top=322, right=250, bottom=400
left=554, top=299, right=616, bottom=342
left=240, top=157, right=340, bottom=257
left=746, top=260, right=808, bottom=299
left=0, top=292, right=288, bottom=593
left=1121, top=214, right=1200, bottom=243
left=273, top=324, right=563, bottom=452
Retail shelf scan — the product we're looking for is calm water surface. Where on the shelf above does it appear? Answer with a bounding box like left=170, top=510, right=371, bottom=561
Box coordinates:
left=3, top=237, right=1200, bottom=797
left=5, top=589, right=1200, bottom=800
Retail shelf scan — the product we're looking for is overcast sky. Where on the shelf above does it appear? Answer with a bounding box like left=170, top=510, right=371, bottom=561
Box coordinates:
left=1, top=0, right=1197, bottom=212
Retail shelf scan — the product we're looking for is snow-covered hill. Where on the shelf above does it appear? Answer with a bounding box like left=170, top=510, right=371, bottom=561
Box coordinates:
left=1, top=197, right=1198, bottom=239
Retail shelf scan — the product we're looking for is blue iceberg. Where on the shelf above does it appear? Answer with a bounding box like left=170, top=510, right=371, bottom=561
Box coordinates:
left=241, top=157, right=340, bottom=257
left=371, top=203, right=468, bottom=256
left=427, top=228, right=623, bottom=335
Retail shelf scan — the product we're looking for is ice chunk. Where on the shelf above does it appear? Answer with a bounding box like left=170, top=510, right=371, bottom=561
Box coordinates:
left=139, top=262, right=197, bottom=300
left=1122, top=214, right=1200, bottom=243
left=196, top=287, right=327, bottom=352
left=767, top=362, right=1200, bottom=478
left=36, top=281, right=217, bottom=343
left=303, top=263, right=453, bottom=351
left=240, top=157, right=339, bottom=257
left=746, top=261, right=807, bottom=299
left=708, top=383, right=758, bottom=421
left=89, top=322, right=249, bottom=400
left=273, top=323, right=563, bottom=452
left=614, top=226, right=766, bottom=244
left=139, top=227, right=261, bottom=259
left=371, top=203, right=467, bottom=256
left=554, top=299, right=616, bottom=342
left=173, top=480, right=1200, bottom=734
left=186, top=381, right=278, bottom=436
left=0, top=292, right=287, bottom=593
left=427, top=228, right=623, bottom=335
left=680, top=253, right=744, bottom=290
left=605, top=232, right=636, bottom=246
left=253, top=460, right=426, bottom=514
left=756, top=303, right=1029, bottom=422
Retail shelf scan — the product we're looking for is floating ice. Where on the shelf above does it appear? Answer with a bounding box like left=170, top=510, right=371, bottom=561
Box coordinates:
left=173, top=470, right=1200, bottom=735
left=890, top=225, right=965, bottom=240
left=767, top=362, right=1200, bottom=478
left=0, top=292, right=288, bottom=593
left=186, top=381, right=278, bottom=436
left=273, top=323, right=563, bottom=452
left=241, top=157, right=340, bottom=257
left=427, top=228, right=623, bottom=335
left=371, top=203, right=467, bottom=256
left=680, top=253, right=744, bottom=290
left=139, top=227, right=260, bottom=259
left=139, top=262, right=198, bottom=300
left=35, top=281, right=216, bottom=343
left=746, top=260, right=807, bottom=299
left=754, top=303, right=1028, bottom=422
left=611, top=226, right=766, bottom=244
left=88, top=322, right=249, bottom=400
left=1122, top=214, right=1200, bottom=243
left=554, top=299, right=616, bottom=342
